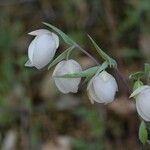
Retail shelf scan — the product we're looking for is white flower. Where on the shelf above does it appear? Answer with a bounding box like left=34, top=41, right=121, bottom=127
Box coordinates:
left=25, top=29, right=59, bottom=69
left=53, top=59, right=82, bottom=94
left=135, top=85, right=150, bottom=121
left=87, top=71, right=118, bottom=104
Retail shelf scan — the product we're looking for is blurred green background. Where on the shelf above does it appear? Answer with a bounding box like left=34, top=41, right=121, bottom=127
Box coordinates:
left=0, top=0, right=150, bottom=149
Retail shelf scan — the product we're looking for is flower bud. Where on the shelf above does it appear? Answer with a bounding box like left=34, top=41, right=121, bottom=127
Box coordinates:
left=53, top=59, right=82, bottom=93
left=25, top=29, right=59, bottom=69
left=87, top=71, right=118, bottom=104
left=135, top=85, right=150, bottom=121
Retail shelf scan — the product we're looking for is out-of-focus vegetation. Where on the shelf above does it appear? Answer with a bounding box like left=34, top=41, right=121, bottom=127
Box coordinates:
left=0, top=0, right=150, bottom=149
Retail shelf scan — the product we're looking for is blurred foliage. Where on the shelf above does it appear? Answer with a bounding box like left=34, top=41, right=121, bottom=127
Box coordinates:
left=0, top=0, right=149, bottom=149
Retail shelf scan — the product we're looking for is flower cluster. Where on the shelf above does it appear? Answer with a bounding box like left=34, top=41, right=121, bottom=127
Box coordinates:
left=25, top=24, right=150, bottom=145
left=25, top=28, right=118, bottom=104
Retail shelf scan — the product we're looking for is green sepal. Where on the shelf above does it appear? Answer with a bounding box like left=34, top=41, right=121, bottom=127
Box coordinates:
left=133, top=80, right=144, bottom=91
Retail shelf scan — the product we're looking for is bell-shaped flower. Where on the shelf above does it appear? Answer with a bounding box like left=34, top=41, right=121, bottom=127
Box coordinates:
left=53, top=59, right=82, bottom=94
left=134, top=85, right=150, bottom=121
left=87, top=71, right=118, bottom=104
left=25, top=29, right=59, bottom=69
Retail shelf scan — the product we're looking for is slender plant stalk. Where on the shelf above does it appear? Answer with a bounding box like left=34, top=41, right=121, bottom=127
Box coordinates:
left=115, top=67, right=131, bottom=95
left=75, top=44, right=99, bottom=65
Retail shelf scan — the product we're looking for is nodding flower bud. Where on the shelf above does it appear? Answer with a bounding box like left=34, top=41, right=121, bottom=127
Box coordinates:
left=135, top=85, right=150, bottom=121
left=87, top=71, right=118, bottom=104
left=53, top=59, right=82, bottom=94
left=25, top=29, right=59, bottom=69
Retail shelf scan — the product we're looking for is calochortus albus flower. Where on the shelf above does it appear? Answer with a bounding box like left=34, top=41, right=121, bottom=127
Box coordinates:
left=53, top=59, right=82, bottom=94
left=133, top=85, right=150, bottom=121
left=25, top=29, right=59, bottom=69
left=87, top=71, right=118, bottom=104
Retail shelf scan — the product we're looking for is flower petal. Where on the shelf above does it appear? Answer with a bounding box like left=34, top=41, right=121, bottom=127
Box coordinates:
left=87, top=71, right=118, bottom=104
left=53, top=61, right=70, bottom=93
left=32, top=34, right=57, bottom=69
left=52, top=32, right=59, bottom=49
left=28, top=37, right=37, bottom=64
left=28, top=29, right=51, bottom=36
left=53, top=60, right=82, bottom=93
left=93, top=74, right=117, bottom=103
left=136, top=99, right=150, bottom=121
left=87, top=78, right=102, bottom=104
left=136, top=88, right=150, bottom=121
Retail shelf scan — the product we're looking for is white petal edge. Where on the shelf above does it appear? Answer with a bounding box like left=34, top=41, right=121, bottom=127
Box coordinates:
left=93, top=75, right=117, bottom=103
left=87, top=77, right=104, bottom=104
left=136, top=99, right=150, bottom=121
left=53, top=61, right=70, bottom=93
left=130, top=85, right=150, bottom=98
left=32, top=34, right=57, bottom=69
left=28, top=37, right=37, bottom=64
left=28, top=29, right=51, bottom=36
left=136, top=88, right=150, bottom=121
left=52, top=33, right=59, bottom=49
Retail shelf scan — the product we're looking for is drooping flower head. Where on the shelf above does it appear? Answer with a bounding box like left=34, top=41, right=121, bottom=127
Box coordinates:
left=25, top=29, right=59, bottom=69
left=53, top=59, right=82, bottom=93
left=87, top=71, right=118, bottom=104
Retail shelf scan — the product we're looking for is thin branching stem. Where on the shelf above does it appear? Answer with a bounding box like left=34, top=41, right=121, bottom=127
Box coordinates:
left=75, top=44, right=99, bottom=65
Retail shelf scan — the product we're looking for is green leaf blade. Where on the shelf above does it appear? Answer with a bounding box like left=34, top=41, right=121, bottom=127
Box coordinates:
left=139, top=121, right=148, bottom=145
left=48, top=46, right=75, bottom=70
left=43, top=22, right=75, bottom=45
left=54, top=66, right=99, bottom=78
left=88, top=35, right=117, bottom=67
left=88, top=35, right=108, bottom=60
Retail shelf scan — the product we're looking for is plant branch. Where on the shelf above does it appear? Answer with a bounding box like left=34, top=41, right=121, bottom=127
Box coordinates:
left=75, top=43, right=99, bottom=65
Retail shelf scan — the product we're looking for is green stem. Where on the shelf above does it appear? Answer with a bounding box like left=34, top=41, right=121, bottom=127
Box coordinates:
left=95, top=61, right=108, bottom=76
left=75, top=44, right=99, bottom=65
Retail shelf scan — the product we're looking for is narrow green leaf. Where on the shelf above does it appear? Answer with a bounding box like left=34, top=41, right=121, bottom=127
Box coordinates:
left=55, top=66, right=99, bottom=78
left=81, top=62, right=108, bottom=86
left=48, top=46, right=75, bottom=70
left=139, top=121, right=148, bottom=144
left=88, top=35, right=117, bottom=67
left=88, top=35, right=108, bottom=60
left=43, top=22, right=75, bottom=45
left=95, top=61, right=108, bottom=75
